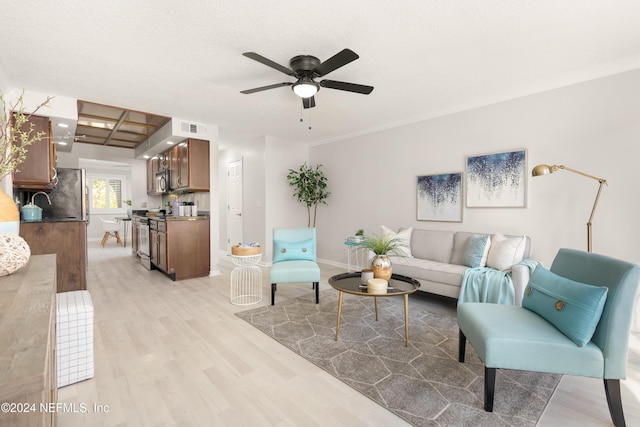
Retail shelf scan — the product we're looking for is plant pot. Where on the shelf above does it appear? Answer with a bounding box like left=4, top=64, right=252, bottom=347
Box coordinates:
left=371, top=254, right=392, bottom=281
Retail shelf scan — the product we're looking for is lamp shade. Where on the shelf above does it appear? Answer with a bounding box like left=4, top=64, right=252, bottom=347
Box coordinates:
left=292, top=80, right=319, bottom=98
left=532, top=164, right=553, bottom=176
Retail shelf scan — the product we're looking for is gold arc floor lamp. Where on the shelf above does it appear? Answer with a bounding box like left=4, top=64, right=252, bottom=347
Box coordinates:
left=531, top=164, right=607, bottom=253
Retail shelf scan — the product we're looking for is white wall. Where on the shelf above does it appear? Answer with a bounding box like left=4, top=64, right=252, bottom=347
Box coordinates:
left=218, top=136, right=266, bottom=252
left=310, top=69, right=640, bottom=269
left=264, top=136, right=309, bottom=261
left=218, top=135, right=308, bottom=261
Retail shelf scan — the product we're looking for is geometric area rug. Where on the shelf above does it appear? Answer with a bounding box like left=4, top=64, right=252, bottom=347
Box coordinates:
left=236, top=289, right=561, bottom=427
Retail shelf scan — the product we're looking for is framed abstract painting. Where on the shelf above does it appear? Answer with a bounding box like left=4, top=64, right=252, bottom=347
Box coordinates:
left=466, top=149, right=527, bottom=208
left=417, top=172, right=463, bottom=222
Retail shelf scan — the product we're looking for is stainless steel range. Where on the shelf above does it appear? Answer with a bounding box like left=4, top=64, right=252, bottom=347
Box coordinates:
left=137, top=217, right=151, bottom=269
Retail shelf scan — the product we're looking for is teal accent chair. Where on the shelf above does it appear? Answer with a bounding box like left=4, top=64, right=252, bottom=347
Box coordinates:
left=270, top=228, right=320, bottom=305
left=458, top=248, right=640, bottom=426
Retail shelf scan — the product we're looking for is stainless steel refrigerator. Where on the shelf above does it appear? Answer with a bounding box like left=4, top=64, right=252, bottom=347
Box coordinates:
left=37, top=168, right=89, bottom=222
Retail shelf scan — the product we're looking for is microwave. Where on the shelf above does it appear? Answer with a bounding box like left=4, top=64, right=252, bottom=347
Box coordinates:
left=155, top=170, right=170, bottom=194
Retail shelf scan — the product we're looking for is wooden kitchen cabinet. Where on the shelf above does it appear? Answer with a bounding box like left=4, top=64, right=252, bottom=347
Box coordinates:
left=12, top=114, right=57, bottom=190
left=149, top=218, right=209, bottom=281
left=169, top=138, right=209, bottom=192
left=149, top=219, right=167, bottom=272
left=20, top=220, right=87, bottom=292
left=0, top=255, right=57, bottom=427
left=146, top=157, right=159, bottom=194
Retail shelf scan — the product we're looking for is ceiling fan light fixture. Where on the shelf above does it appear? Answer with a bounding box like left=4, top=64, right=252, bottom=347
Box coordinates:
left=292, top=80, right=319, bottom=98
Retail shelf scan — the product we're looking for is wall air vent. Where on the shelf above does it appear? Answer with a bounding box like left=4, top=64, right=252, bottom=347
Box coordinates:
left=181, top=121, right=205, bottom=135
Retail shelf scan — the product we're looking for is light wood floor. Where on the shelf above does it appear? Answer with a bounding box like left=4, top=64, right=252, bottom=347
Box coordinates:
left=57, top=241, right=640, bottom=426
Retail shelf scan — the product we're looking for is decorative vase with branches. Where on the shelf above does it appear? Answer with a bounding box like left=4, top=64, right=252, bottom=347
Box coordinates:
left=1, top=91, right=53, bottom=181
left=286, top=163, right=330, bottom=227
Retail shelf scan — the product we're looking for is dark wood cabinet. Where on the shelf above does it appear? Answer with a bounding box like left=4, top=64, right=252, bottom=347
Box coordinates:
left=170, top=138, right=209, bottom=192
left=149, top=218, right=209, bottom=281
left=146, top=157, right=159, bottom=194
left=149, top=219, right=167, bottom=273
left=19, top=221, right=87, bottom=292
left=12, top=114, right=57, bottom=190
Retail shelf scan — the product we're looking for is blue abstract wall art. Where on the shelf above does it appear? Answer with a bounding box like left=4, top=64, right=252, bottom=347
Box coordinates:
left=466, top=149, right=527, bottom=207
left=417, top=172, right=463, bottom=221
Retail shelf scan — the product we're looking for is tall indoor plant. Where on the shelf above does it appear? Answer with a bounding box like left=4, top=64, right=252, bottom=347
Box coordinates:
left=287, top=163, right=330, bottom=227
left=0, top=91, right=52, bottom=233
left=363, top=232, right=408, bottom=280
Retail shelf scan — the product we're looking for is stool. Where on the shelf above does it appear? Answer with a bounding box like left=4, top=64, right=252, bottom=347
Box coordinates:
left=56, top=290, right=94, bottom=388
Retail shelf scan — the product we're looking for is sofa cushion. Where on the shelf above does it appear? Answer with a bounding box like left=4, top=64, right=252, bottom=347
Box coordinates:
left=523, top=265, right=608, bottom=347
left=462, top=234, right=492, bottom=268
left=391, top=256, right=468, bottom=287
left=382, top=225, right=413, bottom=257
left=410, top=229, right=454, bottom=263
left=486, top=233, right=527, bottom=270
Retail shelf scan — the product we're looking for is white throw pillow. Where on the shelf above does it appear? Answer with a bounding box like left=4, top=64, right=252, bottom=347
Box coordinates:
left=486, top=233, right=527, bottom=271
left=381, top=225, right=413, bottom=257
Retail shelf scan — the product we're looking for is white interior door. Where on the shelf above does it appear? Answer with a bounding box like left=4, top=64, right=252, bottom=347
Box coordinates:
left=227, top=159, right=243, bottom=252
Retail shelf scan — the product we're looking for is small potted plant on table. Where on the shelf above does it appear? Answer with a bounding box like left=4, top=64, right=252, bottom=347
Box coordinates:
left=362, top=232, right=407, bottom=280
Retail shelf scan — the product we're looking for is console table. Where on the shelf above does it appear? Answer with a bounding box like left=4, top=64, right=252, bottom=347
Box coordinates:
left=0, top=254, right=57, bottom=426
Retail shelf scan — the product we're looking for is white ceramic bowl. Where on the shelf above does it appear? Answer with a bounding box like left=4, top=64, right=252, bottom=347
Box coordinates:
left=367, top=278, right=388, bottom=294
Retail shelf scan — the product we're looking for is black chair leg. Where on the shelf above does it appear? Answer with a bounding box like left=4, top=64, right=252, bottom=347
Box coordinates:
left=458, top=329, right=466, bottom=362
left=604, top=379, right=626, bottom=427
left=485, top=367, right=496, bottom=412
left=314, top=282, right=319, bottom=303
left=271, top=283, right=276, bottom=305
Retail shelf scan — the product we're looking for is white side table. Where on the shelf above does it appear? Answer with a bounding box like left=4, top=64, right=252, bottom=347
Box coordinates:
left=230, top=253, right=262, bottom=305
left=344, top=239, right=368, bottom=272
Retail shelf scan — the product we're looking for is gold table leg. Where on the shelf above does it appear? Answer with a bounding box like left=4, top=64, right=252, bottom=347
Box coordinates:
left=335, top=291, right=344, bottom=341
left=374, top=296, right=379, bottom=321
left=404, top=293, right=409, bottom=347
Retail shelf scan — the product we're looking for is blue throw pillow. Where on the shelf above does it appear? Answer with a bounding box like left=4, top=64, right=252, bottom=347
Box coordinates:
left=522, top=265, right=608, bottom=347
left=462, top=234, right=491, bottom=268
left=273, top=238, right=315, bottom=263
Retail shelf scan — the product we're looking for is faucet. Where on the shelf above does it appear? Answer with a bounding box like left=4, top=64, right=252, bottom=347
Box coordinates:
left=32, top=191, right=52, bottom=205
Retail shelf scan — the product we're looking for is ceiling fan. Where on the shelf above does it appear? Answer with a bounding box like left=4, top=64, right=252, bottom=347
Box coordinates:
left=240, top=48, right=374, bottom=109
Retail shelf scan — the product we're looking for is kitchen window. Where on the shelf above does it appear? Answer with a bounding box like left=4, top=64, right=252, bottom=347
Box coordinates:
left=88, top=174, right=127, bottom=214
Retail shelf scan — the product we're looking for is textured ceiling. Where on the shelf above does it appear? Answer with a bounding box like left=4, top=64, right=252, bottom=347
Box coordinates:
left=1, top=1, right=639, bottom=149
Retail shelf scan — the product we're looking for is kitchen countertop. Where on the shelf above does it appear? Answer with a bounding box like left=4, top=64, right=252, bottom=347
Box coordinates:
left=148, top=215, right=209, bottom=221
left=20, top=217, right=87, bottom=223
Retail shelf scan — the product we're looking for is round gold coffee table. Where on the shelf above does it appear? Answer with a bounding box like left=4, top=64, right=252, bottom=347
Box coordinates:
left=328, top=272, right=420, bottom=347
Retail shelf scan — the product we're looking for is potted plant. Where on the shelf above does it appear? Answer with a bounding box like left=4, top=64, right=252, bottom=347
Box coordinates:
left=0, top=91, right=52, bottom=234
left=362, top=232, right=408, bottom=280
left=286, top=163, right=330, bottom=227
left=353, top=228, right=365, bottom=243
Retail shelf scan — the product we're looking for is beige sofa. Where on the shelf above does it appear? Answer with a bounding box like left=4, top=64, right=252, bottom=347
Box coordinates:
left=389, top=228, right=531, bottom=305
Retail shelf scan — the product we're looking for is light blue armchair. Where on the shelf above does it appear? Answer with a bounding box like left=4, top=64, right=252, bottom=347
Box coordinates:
left=269, top=228, right=320, bottom=306
left=458, top=248, right=640, bottom=426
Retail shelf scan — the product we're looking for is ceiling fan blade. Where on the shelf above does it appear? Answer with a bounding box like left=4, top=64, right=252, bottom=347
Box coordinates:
left=240, top=82, right=292, bottom=94
left=313, top=49, right=359, bottom=77
left=302, top=96, right=316, bottom=109
left=319, top=79, right=374, bottom=94
left=243, top=52, right=294, bottom=76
